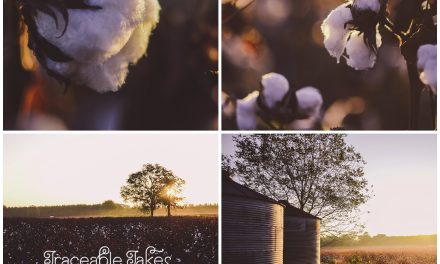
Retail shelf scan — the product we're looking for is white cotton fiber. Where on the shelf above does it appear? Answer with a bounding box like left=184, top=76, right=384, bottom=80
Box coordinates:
left=35, top=0, right=160, bottom=93
left=236, top=91, right=259, bottom=130
left=222, top=92, right=236, bottom=118
left=417, top=44, right=437, bottom=94
left=353, top=0, right=381, bottom=13
left=321, top=3, right=353, bottom=62
left=261, top=72, right=290, bottom=109
left=345, top=30, right=382, bottom=70
left=296, top=87, right=323, bottom=117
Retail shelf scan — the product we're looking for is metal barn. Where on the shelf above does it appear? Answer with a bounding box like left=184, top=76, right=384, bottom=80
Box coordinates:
left=279, top=200, right=321, bottom=264
left=222, top=176, right=284, bottom=264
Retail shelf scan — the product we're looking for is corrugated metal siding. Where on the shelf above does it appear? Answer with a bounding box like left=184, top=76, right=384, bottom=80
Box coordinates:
left=222, top=197, right=284, bottom=264
left=283, top=217, right=320, bottom=264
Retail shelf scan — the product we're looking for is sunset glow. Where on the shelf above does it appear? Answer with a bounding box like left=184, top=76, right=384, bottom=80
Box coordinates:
left=4, top=134, right=219, bottom=207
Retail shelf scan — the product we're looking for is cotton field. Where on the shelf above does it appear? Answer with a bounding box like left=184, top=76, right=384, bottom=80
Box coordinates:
left=4, top=217, right=217, bottom=264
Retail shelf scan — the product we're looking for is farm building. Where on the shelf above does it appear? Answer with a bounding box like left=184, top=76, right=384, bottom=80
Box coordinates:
left=279, top=200, right=320, bottom=264
left=222, top=176, right=321, bottom=264
left=222, top=176, right=284, bottom=264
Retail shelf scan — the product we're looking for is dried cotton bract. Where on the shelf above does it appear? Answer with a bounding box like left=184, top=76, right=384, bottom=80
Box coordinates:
left=417, top=44, right=437, bottom=94
left=321, top=0, right=383, bottom=70
left=35, top=0, right=160, bottom=93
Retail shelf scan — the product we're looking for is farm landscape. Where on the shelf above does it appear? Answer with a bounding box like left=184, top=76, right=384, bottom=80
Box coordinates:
left=222, top=134, right=437, bottom=264
left=3, top=134, right=219, bottom=264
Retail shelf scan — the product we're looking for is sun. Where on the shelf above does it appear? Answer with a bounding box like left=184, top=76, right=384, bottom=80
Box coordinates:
left=166, top=187, right=177, bottom=197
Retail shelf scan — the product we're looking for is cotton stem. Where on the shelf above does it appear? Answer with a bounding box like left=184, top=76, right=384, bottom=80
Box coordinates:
left=406, top=61, right=423, bottom=130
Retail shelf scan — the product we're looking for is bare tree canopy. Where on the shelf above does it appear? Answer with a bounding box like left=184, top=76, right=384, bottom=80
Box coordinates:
left=223, top=134, right=372, bottom=237
left=121, top=163, right=185, bottom=217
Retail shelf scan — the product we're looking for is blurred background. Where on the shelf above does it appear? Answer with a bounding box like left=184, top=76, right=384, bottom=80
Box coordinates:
left=222, top=0, right=435, bottom=130
left=4, top=0, right=218, bottom=130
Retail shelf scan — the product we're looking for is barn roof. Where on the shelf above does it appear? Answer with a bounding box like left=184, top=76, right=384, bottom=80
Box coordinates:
left=223, top=176, right=320, bottom=220
left=278, top=200, right=321, bottom=220
left=223, top=176, right=284, bottom=206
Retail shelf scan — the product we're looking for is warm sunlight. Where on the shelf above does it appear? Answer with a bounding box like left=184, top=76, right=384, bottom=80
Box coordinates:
left=166, top=187, right=177, bottom=198
left=4, top=134, right=218, bottom=207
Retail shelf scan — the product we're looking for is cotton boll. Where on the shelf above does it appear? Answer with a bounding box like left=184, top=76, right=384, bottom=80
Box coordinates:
left=76, top=55, right=130, bottom=93
left=222, top=92, right=236, bottom=118
left=419, top=60, right=437, bottom=94
left=345, top=30, right=382, bottom=70
left=286, top=87, right=323, bottom=130
left=321, top=3, right=353, bottom=62
left=38, top=0, right=160, bottom=62
left=353, top=0, right=381, bottom=13
left=78, top=22, right=156, bottom=92
left=296, top=87, right=323, bottom=117
left=236, top=91, right=259, bottom=130
left=36, top=3, right=132, bottom=63
left=417, top=44, right=436, bottom=69
left=417, top=44, right=437, bottom=94
left=34, top=0, right=160, bottom=92
left=261, top=73, right=289, bottom=109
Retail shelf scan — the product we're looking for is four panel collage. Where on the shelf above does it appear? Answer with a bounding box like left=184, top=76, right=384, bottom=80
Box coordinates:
left=2, top=0, right=437, bottom=264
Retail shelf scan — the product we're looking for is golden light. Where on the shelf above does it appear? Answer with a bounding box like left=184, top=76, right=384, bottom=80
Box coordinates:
left=166, top=186, right=177, bottom=197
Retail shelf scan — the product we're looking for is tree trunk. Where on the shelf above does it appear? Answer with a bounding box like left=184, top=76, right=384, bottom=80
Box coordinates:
left=150, top=209, right=154, bottom=217
left=167, top=202, right=171, bottom=217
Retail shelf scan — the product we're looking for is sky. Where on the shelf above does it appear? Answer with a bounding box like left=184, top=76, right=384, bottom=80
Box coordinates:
left=222, top=134, right=437, bottom=236
left=4, top=134, right=218, bottom=206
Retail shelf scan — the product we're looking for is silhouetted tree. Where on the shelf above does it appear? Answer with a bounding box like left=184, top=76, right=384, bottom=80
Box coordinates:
left=223, top=134, right=372, bottom=237
left=101, top=200, right=117, bottom=210
left=160, top=177, right=185, bottom=216
left=120, top=163, right=185, bottom=217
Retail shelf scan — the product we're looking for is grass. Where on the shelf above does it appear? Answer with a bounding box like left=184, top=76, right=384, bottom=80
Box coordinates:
left=321, top=245, right=437, bottom=264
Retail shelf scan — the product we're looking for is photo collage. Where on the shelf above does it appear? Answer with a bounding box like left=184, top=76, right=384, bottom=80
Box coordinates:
left=2, top=0, right=438, bottom=263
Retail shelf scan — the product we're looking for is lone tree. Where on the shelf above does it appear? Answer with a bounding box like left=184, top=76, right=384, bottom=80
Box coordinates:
left=223, top=134, right=372, bottom=238
left=120, top=163, right=185, bottom=217
left=160, top=177, right=185, bottom=217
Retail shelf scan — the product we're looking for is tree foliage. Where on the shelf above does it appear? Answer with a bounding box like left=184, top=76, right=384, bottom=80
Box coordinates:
left=223, top=134, right=372, bottom=237
left=160, top=176, right=185, bottom=217
left=120, top=163, right=185, bottom=217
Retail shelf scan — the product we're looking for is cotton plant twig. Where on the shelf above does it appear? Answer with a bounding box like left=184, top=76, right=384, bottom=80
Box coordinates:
left=383, top=17, right=407, bottom=42
left=381, top=1, right=437, bottom=130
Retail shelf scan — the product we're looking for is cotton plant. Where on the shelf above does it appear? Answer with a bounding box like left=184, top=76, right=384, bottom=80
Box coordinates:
left=18, top=0, right=160, bottom=93
left=223, top=73, right=323, bottom=130
left=322, top=0, right=437, bottom=129
left=321, top=0, right=385, bottom=70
